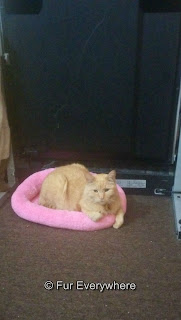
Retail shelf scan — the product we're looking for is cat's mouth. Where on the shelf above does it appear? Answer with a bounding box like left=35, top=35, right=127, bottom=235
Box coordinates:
left=99, top=200, right=106, bottom=204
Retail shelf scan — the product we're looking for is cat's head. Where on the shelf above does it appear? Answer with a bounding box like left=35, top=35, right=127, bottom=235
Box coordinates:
left=84, top=170, right=117, bottom=205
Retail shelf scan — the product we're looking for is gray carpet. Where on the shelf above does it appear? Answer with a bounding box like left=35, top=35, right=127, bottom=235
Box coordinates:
left=0, top=195, right=181, bottom=320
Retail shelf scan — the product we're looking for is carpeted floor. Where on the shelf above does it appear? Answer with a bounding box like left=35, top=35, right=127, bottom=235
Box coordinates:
left=0, top=194, right=181, bottom=320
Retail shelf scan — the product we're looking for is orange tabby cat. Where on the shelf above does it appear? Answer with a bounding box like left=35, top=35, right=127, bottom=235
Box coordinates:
left=39, top=163, right=125, bottom=229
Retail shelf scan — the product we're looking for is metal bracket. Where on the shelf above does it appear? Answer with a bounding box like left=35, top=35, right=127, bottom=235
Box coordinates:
left=154, top=188, right=170, bottom=196
left=172, top=193, right=181, bottom=239
left=172, top=105, right=181, bottom=239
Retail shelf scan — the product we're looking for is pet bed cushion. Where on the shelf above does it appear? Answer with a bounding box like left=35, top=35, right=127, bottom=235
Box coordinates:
left=11, top=168, right=127, bottom=231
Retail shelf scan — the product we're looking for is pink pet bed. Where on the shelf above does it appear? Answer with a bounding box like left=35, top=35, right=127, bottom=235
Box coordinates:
left=11, top=168, right=127, bottom=231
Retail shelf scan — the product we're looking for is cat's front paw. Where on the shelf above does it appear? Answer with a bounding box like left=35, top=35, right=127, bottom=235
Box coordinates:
left=113, top=212, right=124, bottom=229
left=113, top=222, right=122, bottom=229
left=113, top=219, right=124, bottom=229
left=89, top=211, right=103, bottom=222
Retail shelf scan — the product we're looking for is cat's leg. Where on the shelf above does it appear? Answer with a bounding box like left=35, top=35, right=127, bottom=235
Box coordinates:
left=88, top=211, right=103, bottom=222
left=81, top=207, right=104, bottom=222
left=113, top=209, right=125, bottom=229
left=39, top=199, right=56, bottom=209
left=85, top=211, right=103, bottom=222
left=39, top=195, right=57, bottom=209
left=79, top=200, right=106, bottom=221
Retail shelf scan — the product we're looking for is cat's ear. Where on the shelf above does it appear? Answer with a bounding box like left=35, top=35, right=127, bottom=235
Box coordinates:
left=107, top=170, right=116, bottom=181
left=85, top=172, right=95, bottom=183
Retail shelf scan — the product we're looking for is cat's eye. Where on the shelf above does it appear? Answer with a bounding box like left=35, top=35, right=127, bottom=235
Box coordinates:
left=104, top=188, right=110, bottom=192
left=93, top=189, right=98, bottom=193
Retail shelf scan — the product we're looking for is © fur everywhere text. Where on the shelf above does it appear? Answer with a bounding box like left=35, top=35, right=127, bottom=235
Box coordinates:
left=55, top=280, right=136, bottom=292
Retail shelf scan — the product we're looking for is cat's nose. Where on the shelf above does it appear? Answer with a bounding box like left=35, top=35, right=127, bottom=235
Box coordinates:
left=99, top=193, right=104, bottom=199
